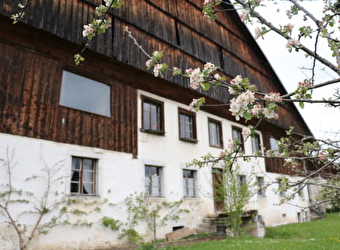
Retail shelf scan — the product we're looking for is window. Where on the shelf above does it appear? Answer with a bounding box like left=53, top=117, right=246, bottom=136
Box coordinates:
left=298, top=184, right=304, bottom=198
left=145, top=165, right=162, bottom=196
left=270, top=137, right=279, bottom=151
left=232, top=127, right=244, bottom=151
left=208, top=118, right=223, bottom=148
left=178, top=108, right=197, bottom=142
left=183, top=170, right=197, bottom=197
left=278, top=178, right=286, bottom=197
left=237, top=175, right=246, bottom=188
left=141, top=96, right=164, bottom=134
left=256, top=176, right=265, bottom=196
left=60, top=71, right=111, bottom=117
left=252, top=134, right=261, bottom=153
left=70, top=157, right=96, bottom=195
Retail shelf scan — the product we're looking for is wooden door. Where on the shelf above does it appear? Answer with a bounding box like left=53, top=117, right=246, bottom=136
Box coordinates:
left=212, top=168, right=224, bottom=212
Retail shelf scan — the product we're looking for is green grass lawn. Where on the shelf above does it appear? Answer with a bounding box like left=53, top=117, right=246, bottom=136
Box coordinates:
left=173, top=213, right=340, bottom=250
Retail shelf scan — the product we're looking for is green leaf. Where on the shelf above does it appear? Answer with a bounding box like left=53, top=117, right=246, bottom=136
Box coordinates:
left=201, top=82, right=211, bottom=91
left=299, top=102, right=304, bottom=108
left=243, top=112, right=252, bottom=121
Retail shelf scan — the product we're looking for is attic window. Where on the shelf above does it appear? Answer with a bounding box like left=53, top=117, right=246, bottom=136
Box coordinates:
left=60, top=71, right=111, bottom=117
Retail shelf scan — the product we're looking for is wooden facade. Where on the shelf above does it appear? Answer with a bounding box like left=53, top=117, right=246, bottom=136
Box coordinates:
left=0, top=0, right=312, bottom=172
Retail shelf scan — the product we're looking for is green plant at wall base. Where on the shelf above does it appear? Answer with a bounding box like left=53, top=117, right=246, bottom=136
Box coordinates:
left=103, top=192, right=189, bottom=243
left=222, top=167, right=253, bottom=237
left=126, top=193, right=189, bottom=242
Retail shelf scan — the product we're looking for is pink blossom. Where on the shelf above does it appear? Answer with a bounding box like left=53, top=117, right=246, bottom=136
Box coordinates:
left=298, top=79, right=311, bottom=88
left=239, top=10, right=250, bottom=22
left=214, top=73, right=221, bottom=80
left=145, top=59, right=152, bottom=68
left=254, top=27, right=262, bottom=39
left=230, top=75, right=243, bottom=85
left=286, top=39, right=300, bottom=48
left=251, top=104, right=262, bottom=116
left=242, top=127, right=251, bottom=141
left=185, top=68, right=193, bottom=74
left=264, top=92, right=283, bottom=102
left=262, top=108, right=276, bottom=119
left=283, top=23, right=294, bottom=32
left=153, top=64, right=163, bottom=77
left=82, top=24, right=94, bottom=37
left=189, top=68, right=204, bottom=89
left=318, top=150, right=327, bottom=160
left=172, top=67, right=182, bottom=75
left=286, top=9, right=292, bottom=19
left=229, top=90, right=255, bottom=120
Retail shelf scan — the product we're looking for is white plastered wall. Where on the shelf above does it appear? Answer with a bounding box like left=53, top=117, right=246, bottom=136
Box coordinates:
left=0, top=90, right=313, bottom=249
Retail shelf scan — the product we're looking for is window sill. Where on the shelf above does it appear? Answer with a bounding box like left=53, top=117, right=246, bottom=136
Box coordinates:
left=144, top=196, right=166, bottom=201
left=179, top=137, right=198, bottom=143
left=69, top=194, right=99, bottom=199
left=140, top=128, right=165, bottom=136
left=209, top=144, right=223, bottom=149
left=183, top=196, right=198, bottom=199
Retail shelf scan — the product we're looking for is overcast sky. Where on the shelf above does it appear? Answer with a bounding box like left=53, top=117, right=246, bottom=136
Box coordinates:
left=244, top=0, right=339, bottom=139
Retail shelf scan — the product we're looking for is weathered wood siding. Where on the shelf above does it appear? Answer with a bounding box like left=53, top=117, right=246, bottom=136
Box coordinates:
left=0, top=42, right=137, bottom=155
left=0, top=0, right=287, bottom=95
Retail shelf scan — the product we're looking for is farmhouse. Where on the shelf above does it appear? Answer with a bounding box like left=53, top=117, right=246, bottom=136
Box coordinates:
left=0, top=0, right=320, bottom=249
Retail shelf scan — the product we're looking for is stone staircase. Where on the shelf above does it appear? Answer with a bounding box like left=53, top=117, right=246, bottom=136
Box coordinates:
left=309, top=199, right=324, bottom=220
left=196, top=215, right=225, bottom=235
left=196, top=210, right=265, bottom=238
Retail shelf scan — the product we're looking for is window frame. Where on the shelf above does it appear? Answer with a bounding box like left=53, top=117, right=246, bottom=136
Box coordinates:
left=178, top=108, right=197, bottom=143
left=237, top=175, right=246, bottom=188
left=183, top=169, right=197, bottom=197
left=232, top=126, right=244, bottom=152
left=141, top=95, right=165, bottom=135
left=251, top=133, right=261, bottom=153
left=270, top=137, right=279, bottom=151
left=208, top=118, right=223, bottom=148
left=256, top=176, right=265, bottom=196
left=277, top=178, right=286, bottom=197
left=144, top=165, right=163, bottom=197
left=59, top=70, right=111, bottom=117
left=70, top=156, right=97, bottom=196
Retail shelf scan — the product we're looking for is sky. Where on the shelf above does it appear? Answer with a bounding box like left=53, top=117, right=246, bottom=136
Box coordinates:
left=243, top=0, right=340, bottom=139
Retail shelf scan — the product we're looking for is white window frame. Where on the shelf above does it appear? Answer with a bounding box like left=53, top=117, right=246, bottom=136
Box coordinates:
left=183, top=169, right=197, bottom=197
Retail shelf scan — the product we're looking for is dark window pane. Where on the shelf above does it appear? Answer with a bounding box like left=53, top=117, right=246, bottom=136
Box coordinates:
left=71, top=183, right=79, bottom=193
left=71, top=171, right=80, bottom=181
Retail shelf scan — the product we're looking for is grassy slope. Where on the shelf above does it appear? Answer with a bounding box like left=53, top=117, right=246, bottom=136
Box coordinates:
left=174, top=213, right=340, bottom=250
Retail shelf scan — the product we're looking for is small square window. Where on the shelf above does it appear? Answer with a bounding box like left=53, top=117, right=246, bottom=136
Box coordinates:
left=183, top=170, right=197, bottom=197
left=208, top=118, right=223, bottom=148
left=145, top=165, right=162, bottom=197
left=141, top=96, right=164, bottom=135
left=60, top=71, right=111, bottom=117
left=232, top=127, right=244, bottom=152
left=178, top=108, right=197, bottom=142
left=70, top=157, right=97, bottom=195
